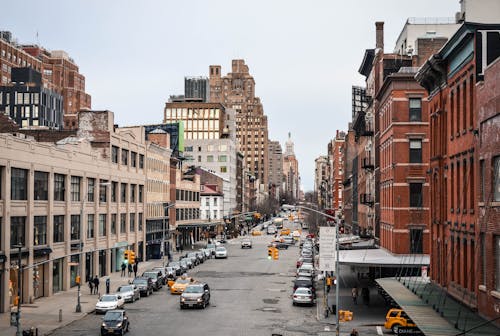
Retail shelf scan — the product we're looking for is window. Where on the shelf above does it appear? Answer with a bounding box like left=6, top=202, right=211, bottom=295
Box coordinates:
left=10, top=216, right=25, bottom=247
left=139, top=154, right=144, bottom=169
left=87, top=214, right=95, bottom=239
left=53, top=215, right=64, bottom=243
left=130, top=184, right=136, bottom=202
left=410, top=228, right=423, bottom=253
left=205, top=198, right=210, bottom=206
left=207, top=155, right=214, bottom=162
left=120, top=214, right=126, bottom=233
left=494, top=156, right=500, bottom=202
left=121, top=149, right=129, bottom=165
left=409, top=140, right=422, bottom=163
left=131, top=152, right=137, bottom=167
left=139, top=185, right=144, bottom=202
left=121, top=183, right=127, bottom=202
left=130, top=214, right=135, bottom=232
left=480, top=159, right=485, bottom=202
left=220, top=166, right=227, bottom=173
left=206, top=210, right=210, bottom=219
left=138, top=213, right=143, bottom=231
left=99, top=214, right=107, bottom=236
left=71, top=176, right=81, bottom=201
left=213, top=210, right=217, bottom=219
left=34, top=216, right=47, bottom=245
left=409, top=183, right=423, bottom=207
left=496, top=236, right=500, bottom=291
left=11, top=168, right=28, bottom=200
left=218, top=155, right=227, bottom=162
left=111, top=214, right=117, bottom=235
left=70, top=215, right=80, bottom=240
left=213, top=198, right=218, bottom=205
left=112, top=146, right=119, bottom=163
left=99, top=180, right=108, bottom=203
left=111, top=182, right=117, bottom=202
left=54, top=174, right=65, bottom=201
left=409, top=98, right=422, bottom=121
left=34, top=171, right=48, bottom=200
left=88, top=178, right=95, bottom=202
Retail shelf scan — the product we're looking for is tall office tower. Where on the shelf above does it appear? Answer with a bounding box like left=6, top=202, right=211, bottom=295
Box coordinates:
left=268, top=140, right=283, bottom=200
left=208, top=59, right=269, bottom=189
left=184, top=76, right=209, bottom=102
left=283, top=132, right=300, bottom=201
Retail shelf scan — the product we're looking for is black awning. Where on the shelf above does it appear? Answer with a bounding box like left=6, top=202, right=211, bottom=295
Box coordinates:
left=34, top=247, right=52, bottom=257
left=0, top=254, right=6, bottom=263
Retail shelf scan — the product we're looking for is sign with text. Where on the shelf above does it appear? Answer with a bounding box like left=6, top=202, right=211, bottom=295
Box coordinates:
left=397, top=327, right=424, bottom=335
left=319, top=226, right=336, bottom=271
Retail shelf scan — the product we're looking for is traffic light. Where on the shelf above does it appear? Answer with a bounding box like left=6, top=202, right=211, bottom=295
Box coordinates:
left=268, top=247, right=273, bottom=258
left=123, top=250, right=130, bottom=264
left=272, top=248, right=279, bottom=260
left=128, top=251, right=136, bottom=265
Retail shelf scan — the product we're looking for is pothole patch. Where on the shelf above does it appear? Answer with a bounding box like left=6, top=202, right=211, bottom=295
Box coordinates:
left=263, top=298, right=279, bottom=304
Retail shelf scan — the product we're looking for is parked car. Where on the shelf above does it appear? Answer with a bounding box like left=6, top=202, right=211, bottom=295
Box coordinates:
left=292, top=287, right=314, bottom=306
left=384, top=308, right=417, bottom=333
left=280, top=228, right=291, bottom=236
left=241, top=239, right=252, bottom=249
left=165, top=266, right=178, bottom=279
left=180, top=283, right=211, bottom=309
left=200, top=248, right=211, bottom=259
left=251, top=230, right=262, bottom=236
left=215, top=246, right=228, bottom=258
left=100, top=310, right=129, bottom=336
left=152, top=267, right=168, bottom=285
left=179, top=258, right=190, bottom=272
left=132, top=277, right=153, bottom=297
left=170, top=276, right=194, bottom=295
left=267, top=225, right=277, bottom=235
left=142, top=270, right=163, bottom=291
left=282, top=236, right=294, bottom=245
left=187, top=252, right=200, bottom=266
left=116, top=285, right=140, bottom=303
left=195, top=251, right=205, bottom=263
left=168, top=262, right=182, bottom=276
left=293, top=277, right=315, bottom=297
left=206, top=243, right=216, bottom=256
left=297, top=265, right=315, bottom=279
left=269, top=241, right=289, bottom=250
left=95, top=294, right=125, bottom=314
left=296, top=256, right=314, bottom=268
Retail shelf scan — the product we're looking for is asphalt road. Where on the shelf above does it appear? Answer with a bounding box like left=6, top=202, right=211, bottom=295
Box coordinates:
left=49, top=222, right=390, bottom=336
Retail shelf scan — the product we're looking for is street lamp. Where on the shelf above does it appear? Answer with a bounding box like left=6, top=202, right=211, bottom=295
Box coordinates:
left=162, top=203, right=176, bottom=265
left=13, top=244, right=22, bottom=336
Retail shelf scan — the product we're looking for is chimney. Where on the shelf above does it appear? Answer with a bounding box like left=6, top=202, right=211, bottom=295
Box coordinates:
left=375, top=21, right=384, bottom=50
left=148, top=129, right=170, bottom=149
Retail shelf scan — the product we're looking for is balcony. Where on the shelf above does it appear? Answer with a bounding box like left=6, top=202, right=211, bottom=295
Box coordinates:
left=362, top=121, right=374, bottom=136
left=361, top=157, right=374, bottom=170
left=360, top=193, right=374, bottom=206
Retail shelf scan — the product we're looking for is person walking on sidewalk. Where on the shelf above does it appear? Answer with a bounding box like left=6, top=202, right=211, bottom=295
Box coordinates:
left=133, top=263, right=138, bottom=278
left=93, top=276, right=100, bottom=295
left=127, top=263, right=133, bottom=277
left=351, top=286, right=358, bottom=305
left=120, top=262, right=126, bottom=277
left=88, top=277, right=94, bottom=294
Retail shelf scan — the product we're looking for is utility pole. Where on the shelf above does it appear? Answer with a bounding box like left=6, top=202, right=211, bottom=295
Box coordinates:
left=335, top=221, right=340, bottom=336
left=13, top=244, right=22, bottom=336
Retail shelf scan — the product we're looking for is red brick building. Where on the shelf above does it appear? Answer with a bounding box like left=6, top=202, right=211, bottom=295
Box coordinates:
left=416, top=23, right=500, bottom=321
left=328, top=130, right=345, bottom=214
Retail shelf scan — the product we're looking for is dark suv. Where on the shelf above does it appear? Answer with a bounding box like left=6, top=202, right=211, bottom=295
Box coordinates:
left=132, top=277, right=154, bottom=297
left=142, top=270, right=164, bottom=291
left=180, top=283, right=210, bottom=309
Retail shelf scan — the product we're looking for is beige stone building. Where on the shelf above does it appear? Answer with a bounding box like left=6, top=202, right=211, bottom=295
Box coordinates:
left=0, top=110, right=146, bottom=313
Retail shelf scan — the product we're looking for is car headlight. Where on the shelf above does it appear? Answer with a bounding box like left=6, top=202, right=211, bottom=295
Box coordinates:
left=116, top=322, right=122, bottom=328
left=102, top=322, right=106, bottom=327
left=181, top=297, right=185, bottom=302
left=197, top=298, right=203, bottom=302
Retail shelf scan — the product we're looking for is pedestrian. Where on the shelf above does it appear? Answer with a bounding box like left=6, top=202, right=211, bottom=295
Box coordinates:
left=133, top=263, right=138, bottom=278
left=326, top=274, right=332, bottom=293
left=88, top=277, right=94, bottom=294
left=351, top=286, right=358, bottom=305
left=120, top=262, right=126, bottom=277
left=105, top=278, right=110, bottom=294
left=128, top=263, right=133, bottom=277
left=350, top=328, right=359, bottom=336
left=93, top=276, right=100, bottom=295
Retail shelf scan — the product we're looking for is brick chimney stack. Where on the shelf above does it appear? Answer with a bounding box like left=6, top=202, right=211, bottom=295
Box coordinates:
left=375, top=21, right=384, bottom=51
left=148, top=129, right=170, bottom=149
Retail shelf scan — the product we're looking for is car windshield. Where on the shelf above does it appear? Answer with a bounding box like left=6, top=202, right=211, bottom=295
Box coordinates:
left=184, top=286, right=203, bottom=293
left=118, top=286, right=133, bottom=292
left=188, top=253, right=196, bottom=257
left=295, top=288, right=311, bottom=295
left=216, top=247, right=226, bottom=251
left=100, top=295, right=117, bottom=302
left=143, top=272, right=158, bottom=279
left=207, top=244, right=215, bottom=249
left=176, top=278, right=190, bottom=284
left=133, top=279, right=147, bottom=285
left=166, top=267, right=174, bottom=272
left=103, top=312, right=122, bottom=321
left=170, top=262, right=180, bottom=267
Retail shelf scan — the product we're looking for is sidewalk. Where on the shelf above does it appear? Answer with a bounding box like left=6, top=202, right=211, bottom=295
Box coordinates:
left=0, top=243, right=206, bottom=336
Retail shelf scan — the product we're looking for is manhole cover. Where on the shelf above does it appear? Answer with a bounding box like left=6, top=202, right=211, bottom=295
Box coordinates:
left=263, top=298, right=279, bottom=304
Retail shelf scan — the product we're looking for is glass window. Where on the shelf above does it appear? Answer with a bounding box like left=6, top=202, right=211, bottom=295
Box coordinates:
left=53, top=215, right=64, bottom=243
left=139, top=154, right=144, bottom=169
left=99, top=180, right=108, bottom=203
left=70, top=215, right=80, bottom=240
left=99, top=214, right=107, bottom=236
left=207, top=155, right=214, bottom=162
left=220, top=166, right=227, bottom=173
left=496, top=236, right=500, bottom=291
left=88, top=178, right=95, bottom=202
left=410, top=228, right=423, bottom=253
left=11, top=168, right=28, bottom=200
left=409, top=183, right=423, bottom=207
left=34, top=171, right=48, bottom=200
left=111, top=146, right=119, bottom=163
left=494, top=156, right=500, bottom=202
left=218, top=155, right=227, bottom=162
left=213, top=197, right=218, bottom=205
left=131, top=152, right=137, bottom=168
left=111, top=214, right=117, bottom=235
left=121, top=183, right=127, bottom=202
left=130, top=184, right=136, bottom=202
left=121, top=149, right=129, bottom=165
left=120, top=213, right=126, bottom=233
left=71, top=176, right=81, bottom=201
left=54, top=174, right=65, bottom=201
left=139, top=185, right=144, bottom=202
left=111, top=182, right=117, bottom=202
left=409, top=140, right=422, bottom=163
left=409, top=98, right=422, bottom=121
left=138, top=213, right=143, bottom=231
left=34, top=216, right=47, bottom=245
left=10, top=216, right=25, bottom=247
left=130, top=214, right=135, bottom=232
left=87, top=214, right=95, bottom=239
left=205, top=198, right=210, bottom=206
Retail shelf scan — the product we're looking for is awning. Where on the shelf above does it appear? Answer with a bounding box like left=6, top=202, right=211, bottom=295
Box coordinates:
left=34, top=247, right=52, bottom=257
left=376, top=278, right=500, bottom=336
left=338, top=248, right=429, bottom=267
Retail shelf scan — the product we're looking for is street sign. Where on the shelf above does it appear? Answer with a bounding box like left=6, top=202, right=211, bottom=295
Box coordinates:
left=319, top=226, right=336, bottom=271
left=397, top=327, right=424, bottom=335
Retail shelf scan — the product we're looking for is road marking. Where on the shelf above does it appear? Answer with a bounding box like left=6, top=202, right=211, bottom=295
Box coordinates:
left=376, top=326, right=383, bottom=335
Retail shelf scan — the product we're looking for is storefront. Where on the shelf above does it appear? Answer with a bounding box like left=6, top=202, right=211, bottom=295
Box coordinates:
left=52, top=258, right=63, bottom=293
left=112, top=242, right=128, bottom=272
left=85, top=251, right=94, bottom=282
left=98, top=250, right=106, bottom=277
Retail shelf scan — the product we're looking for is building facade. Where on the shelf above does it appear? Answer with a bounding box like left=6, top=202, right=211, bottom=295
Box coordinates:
left=268, top=140, right=283, bottom=200
left=283, top=133, right=300, bottom=201
left=328, top=131, right=345, bottom=214
left=185, top=76, right=209, bottom=102
left=208, top=59, right=269, bottom=189
left=314, top=156, right=328, bottom=209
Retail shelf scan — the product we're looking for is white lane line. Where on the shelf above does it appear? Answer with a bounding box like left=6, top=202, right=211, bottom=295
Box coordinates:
left=376, top=326, right=383, bottom=335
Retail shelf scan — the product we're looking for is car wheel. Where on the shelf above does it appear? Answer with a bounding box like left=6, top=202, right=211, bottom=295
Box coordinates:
left=292, top=302, right=296, bottom=306
left=180, top=305, right=184, bottom=310
left=392, top=324, right=401, bottom=334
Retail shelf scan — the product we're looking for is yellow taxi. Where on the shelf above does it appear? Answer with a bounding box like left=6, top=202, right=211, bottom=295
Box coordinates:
left=280, top=228, right=291, bottom=236
left=384, top=308, right=417, bottom=333
left=170, top=276, right=194, bottom=294
left=251, top=230, right=262, bottom=236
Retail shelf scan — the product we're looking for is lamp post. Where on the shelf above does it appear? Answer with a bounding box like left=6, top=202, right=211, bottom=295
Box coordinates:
left=162, top=203, right=175, bottom=265
left=13, top=244, right=22, bottom=336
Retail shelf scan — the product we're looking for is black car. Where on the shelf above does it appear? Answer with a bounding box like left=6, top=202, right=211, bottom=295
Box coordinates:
left=169, top=261, right=182, bottom=276
left=101, top=310, right=129, bottom=335
left=142, top=270, right=164, bottom=290
left=187, top=252, right=200, bottom=266
left=294, top=277, right=316, bottom=296
left=269, top=242, right=289, bottom=250
left=132, top=277, right=153, bottom=297
left=180, top=283, right=211, bottom=309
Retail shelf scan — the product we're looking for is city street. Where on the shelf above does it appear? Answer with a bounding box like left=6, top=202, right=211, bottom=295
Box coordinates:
left=49, top=223, right=391, bottom=336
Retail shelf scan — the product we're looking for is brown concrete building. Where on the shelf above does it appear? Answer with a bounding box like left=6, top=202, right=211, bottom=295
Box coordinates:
left=283, top=133, right=300, bottom=201
left=208, top=60, right=269, bottom=191
left=342, top=126, right=357, bottom=232
left=416, top=22, right=500, bottom=323
left=314, top=156, right=328, bottom=209
left=268, top=140, right=283, bottom=201
left=0, top=110, right=146, bottom=313
left=328, top=131, right=345, bottom=214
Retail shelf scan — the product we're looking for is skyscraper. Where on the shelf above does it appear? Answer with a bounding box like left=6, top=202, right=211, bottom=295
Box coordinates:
left=208, top=59, right=269, bottom=190
left=268, top=140, right=283, bottom=200
left=283, top=132, right=300, bottom=201
left=184, top=76, right=209, bottom=102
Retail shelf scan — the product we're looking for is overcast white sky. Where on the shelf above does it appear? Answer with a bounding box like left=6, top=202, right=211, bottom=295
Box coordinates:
left=1, top=0, right=460, bottom=191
